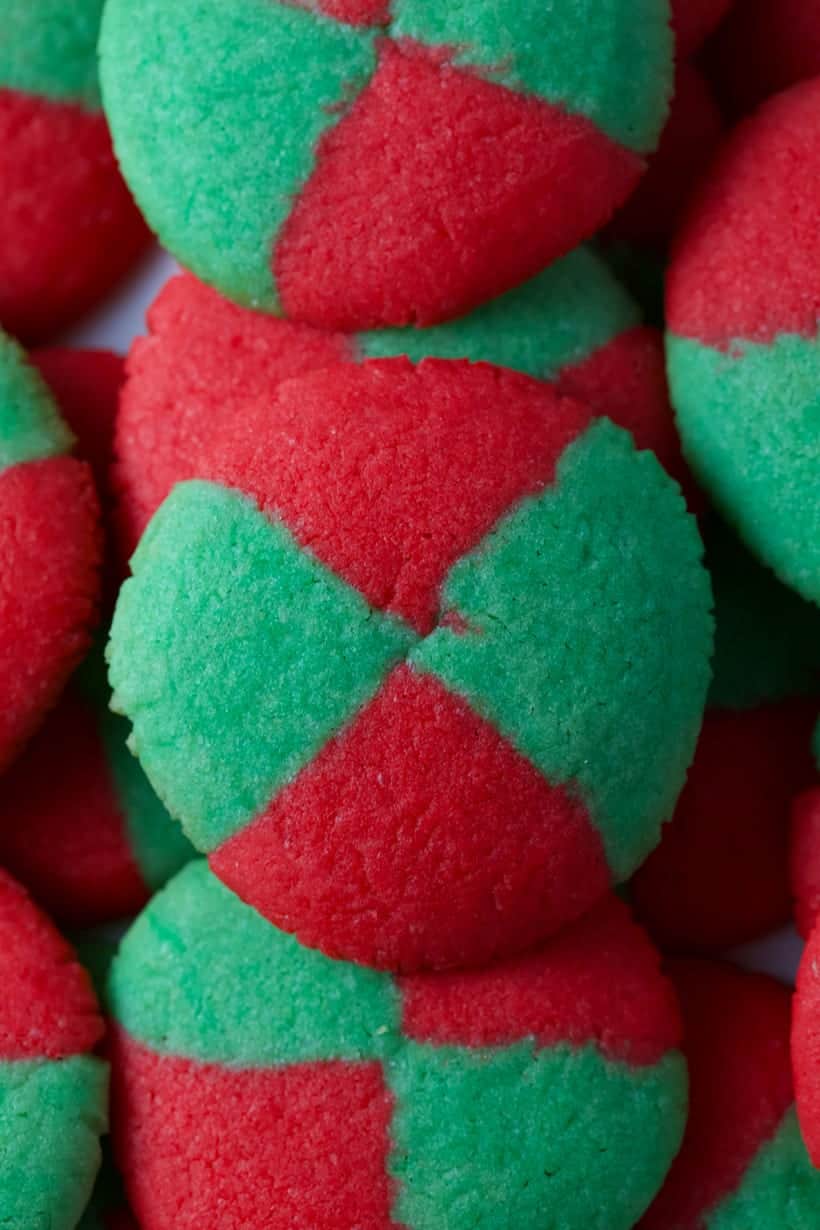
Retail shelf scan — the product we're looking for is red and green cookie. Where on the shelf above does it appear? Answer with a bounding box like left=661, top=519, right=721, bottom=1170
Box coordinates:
left=640, top=959, right=820, bottom=1229
left=706, top=0, right=820, bottom=118
left=794, top=909, right=820, bottom=1167
left=631, top=516, right=820, bottom=951
left=113, top=250, right=687, bottom=559
left=108, top=357, right=713, bottom=972
left=0, top=868, right=108, bottom=1230
left=0, top=330, right=101, bottom=773
left=0, top=1, right=150, bottom=343
left=666, top=79, right=820, bottom=605
left=99, top=0, right=674, bottom=330
left=0, top=641, right=194, bottom=928
left=108, top=860, right=687, bottom=1230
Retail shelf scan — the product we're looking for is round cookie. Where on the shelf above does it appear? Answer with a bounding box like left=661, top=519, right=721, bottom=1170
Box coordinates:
left=666, top=79, right=820, bottom=604
left=0, top=2, right=150, bottom=343
left=108, top=861, right=687, bottom=1230
left=0, top=642, right=194, bottom=928
left=631, top=515, right=820, bottom=951
left=672, top=0, right=733, bottom=58
left=0, top=868, right=108, bottom=1230
left=706, top=0, right=820, bottom=119
left=0, top=331, right=101, bottom=773
left=794, top=919, right=820, bottom=1167
left=606, top=63, right=724, bottom=253
left=108, top=356, right=713, bottom=972
left=114, top=251, right=688, bottom=559
left=99, top=0, right=674, bottom=330
left=640, top=959, right=820, bottom=1229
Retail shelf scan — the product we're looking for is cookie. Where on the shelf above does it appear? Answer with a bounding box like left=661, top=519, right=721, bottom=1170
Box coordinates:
left=641, top=959, right=820, bottom=1229
left=0, top=868, right=108, bottom=1230
left=795, top=914, right=820, bottom=1167
left=706, top=0, right=820, bottom=118
left=108, top=861, right=686, bottom=1230
left=0, top=331, right=101, bottom=772
left=666, top=79, right=820, bottom=604
left=113, top=253, right=687, bottom=557
left=99, top=0, right=674, bottom=329
left=0, top=642, right=194, bottom=928
left=0, top=2, right=150, bottom=343
left=108, top=357, right=712, bottom=972
left=672, top=0, right=733, bottom=57
left=631, top=516, right=820, bottom=951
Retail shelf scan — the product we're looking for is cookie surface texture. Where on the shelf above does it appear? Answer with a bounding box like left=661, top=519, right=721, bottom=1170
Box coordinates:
left=108, top=861, right=686, bottom=1230
left=109, top=357, right=712, bottom=971
left=113, top=253, right=685, bottom=556
left=666, top=79, right=820, bottom=603
left=0, top=331, right=101, bottom=772
left=100, top=0, right=673, bottom=329
left=0, top=1, right=150, bottom=342
left=0, top=869, right=108, bottom=1230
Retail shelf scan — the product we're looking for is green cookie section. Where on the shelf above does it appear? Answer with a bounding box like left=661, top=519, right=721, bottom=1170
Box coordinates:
left=389, top=0, right=673, bottom=153
left=108, top=482, right=415, bottom=853
left=109, top=863, right=400, bottom=1066
left=705, top=516, right=820, bottom=710
left=0, top=332, right=73, bottom=473
left=111, top=864, right=686, bottom=1230
left=0, top=1055, right=108, bottom=1230
left=100, top=0, right=377, bottom=312
left=0, top=0, right=104, bottom=109
left=707, top=1110, right=820, bottom=1230
left=358, top=247, right=640, bottom=379
left=668, top=331, right=820, bottom=606
left=388, top=1041, right=686, bottom=1230
left=412, top=420, right=713, bottom=880
left=78, top=644, right=195, bottom=893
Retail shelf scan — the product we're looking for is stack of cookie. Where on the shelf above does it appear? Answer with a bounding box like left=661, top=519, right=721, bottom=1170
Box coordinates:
left=0, top=2, right=819, bottom=1228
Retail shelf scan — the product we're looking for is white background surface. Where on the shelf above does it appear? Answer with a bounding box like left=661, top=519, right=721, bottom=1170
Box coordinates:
left=62, top=243, right=806, bottom=991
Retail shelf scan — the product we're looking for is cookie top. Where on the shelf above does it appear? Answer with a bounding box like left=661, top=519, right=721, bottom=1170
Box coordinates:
left=113, top=252, right=684, bottom=557
left=0, top=3, right=149, bottom=341
left=0, top=331, right=101, bottom=771
left=641, top=959, right=820, bottom=1229
left=100, top=0, right=673, bottom=329
left=795, top=913, right=820, bottom=1168
left=0, top=868, right=108, bottom=1230
left=109, top=356, right=712, bottom=971
left=108, top=861, right=685, bottom=1230
left=666, top=79, right=820, bottom=603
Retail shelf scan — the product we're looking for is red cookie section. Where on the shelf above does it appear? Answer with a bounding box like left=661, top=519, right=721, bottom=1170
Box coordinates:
left=113, top=274, right=351, bottom=558
left=631, top=699, right=819, bottom=951
left=554, top=324, right=695, bottom=501
left=33, top=349, right=125, bottom=498
left=639, top=960, right=794, bottom=1229
left=792, top=786, right=820, bottom=939
left=606, top=64, right=723, bottom=252
left=111, top=1036, right=399, bottom=1230
left=667, top=77, right=820, bottom=347
left=794, top=924, right=820, bottom=1166
left=0, top=687, right=148, bottom=928
left=672, top=0, right=733, bottom=57
left=0, top=455, right=100, bottom=772
left=212, top=665, right=609, bottom=972
left=399, top=896, right=680, bottom=1065
left=203, top=358, right=591, bottom=635
left=275, top=40, right=642, bottom=329
left=706, top=0, right=820, bottom=119
left=314, top=0, right=391, bottom=24
left=0, top=868, right=103, bottom=1060
left=0, top=90, right=150, bottom=344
